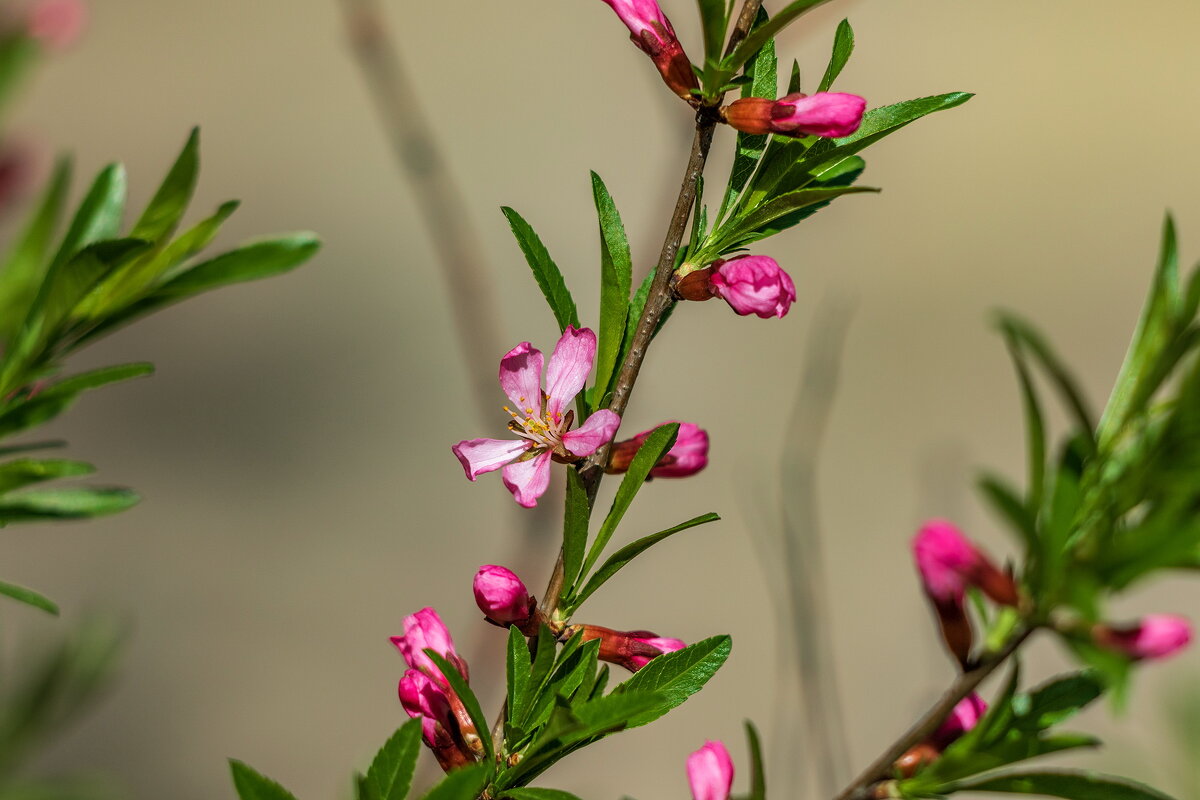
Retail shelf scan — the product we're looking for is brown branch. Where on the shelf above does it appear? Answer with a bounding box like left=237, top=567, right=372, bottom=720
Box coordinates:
left=832, top=627, right=1036, bottom=800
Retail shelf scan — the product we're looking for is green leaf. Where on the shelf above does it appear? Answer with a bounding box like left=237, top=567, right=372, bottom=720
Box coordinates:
left=740, top=721, right=766, bottom=800
left=0, top=579, right=58, bottom=614
left=48, top=163, right=126, bottom=273
left=229, top=760, right=300, bottom=800
left=977, top=472, right=1038, bottom=555
left=130, top=128, right=200, bottom=243
left=718, top=12, right=776, bottom=224
left=363, top=720, right=423, bottom=800
left=425, top=651, right=494, bottom=762
left=696, top=0, right=728, bottom=63
left=590, top=173, right=632, bottom=413
left=816, top=19, right=854, bottom=93
left=997, top=314, right=1096, bottom=444
left=723, top=0, right=834, bottom=77
left=507, top=625, right=532, bottom=734
left=1002, top=326, right=1046, bottom=515
left=948, top=769, right=1177, bottom=799
left=0, top=362, right=154, bottom=439
left=614, top=635, right=732, bottom=728
left=418, top=764, right=491, bottom=800
left=580, top=424, right=679, bottom=579
left=569, top=512, right=719, bottom=610
left=0, top=458, right=94, bottom=494
left=0, top=158, right=70, bottom=343
left=1017, top=672, right=1104, bottom=731
left=501, top=207, right=580, bottom=332
left=500, top=790, right=583, bottom=800
left=525, top=626, right=558, bottom=720
left=154, top=234, right=319, bottom=298
left=560, top=467, right=590, bottom=601
left=710, top=185, right=877, bottom=254
left=611, top=270, right=655, bottom=396
left=0, top=487, right=139, bottom=523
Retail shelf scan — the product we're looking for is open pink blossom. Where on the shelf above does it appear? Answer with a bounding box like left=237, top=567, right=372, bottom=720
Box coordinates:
left=1095, top=614, right=1193, bottom=661
left=687, top=740, right=734, bottom=800
left=931, top=693, right=987, bottom=748
left=709, top=255, right=796, bottom=319
left=608, top=421, right=709, bottom=478
left=390, top=607, right=467, bottom=685
left=453, top=326, right=620, bottom=508
left=597, top=0, right=697, bottom=100
left=723, top=92, right=866, bottom=139
left=473, top=565, right=534, bottom=626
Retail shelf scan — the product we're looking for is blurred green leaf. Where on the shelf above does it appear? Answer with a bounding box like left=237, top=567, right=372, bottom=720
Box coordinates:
left=0, top=363, right=154, bottom=439
left=47, top=164, right=126, bottom=274
left=739, top=721, right=766, bottom=800
left=0, top=579, right=58, bottom=614
left=0, top=487, right=138, bottom=523
left=502, top=207, right=580, bottom=332
left=418, top=765, right=490, bottom=800
left=816, top=19, right=854, bottom=93
left=946, top=769, right=1176, bottom=799
left=0, top=158, right=70, bottom=343
left=130, top=128, right=200, bottom=243
left=0, top=458, right=94, bottom=494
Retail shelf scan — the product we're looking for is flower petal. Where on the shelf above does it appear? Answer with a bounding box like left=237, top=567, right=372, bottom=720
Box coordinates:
left=544, top=326, right=596, bottom=419
left=452, top=438, right=529, bottom=480
left=561, top=409, right=621, bottom=457
left=501, top=450, right=553, bottom=508
left=499, top=342, right=545, bottom=417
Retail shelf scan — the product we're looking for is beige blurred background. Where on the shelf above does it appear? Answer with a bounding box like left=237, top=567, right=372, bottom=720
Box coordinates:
left=4, top=0, right=1200, bottom=797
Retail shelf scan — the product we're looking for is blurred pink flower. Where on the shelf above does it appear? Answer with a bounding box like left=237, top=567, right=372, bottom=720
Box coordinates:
left=473, top=565, right=534, bottom=626
left=913, top=520, right=1018, bottom=607
left=931, top=693, right=987, bottom=748
left=453, top=326, right=620, bottom=508
left=597, top=0, right=697, bottom=100
left=724, top=92, right=866, bottom=138
left=687, top=740, right=734, bottom=800
left=27, top=0, right=85, bottom=50
left=709, top=255, right=796, bottom=319
left=1095, top=614, right=1193, bottom=661
left=607, top=421, right=709, bottom=478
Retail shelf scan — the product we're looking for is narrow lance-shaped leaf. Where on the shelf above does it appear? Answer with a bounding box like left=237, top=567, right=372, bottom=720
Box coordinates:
left=48, top=163, right=127, bottom=273
left=130, top=127, right=201, bottom=242
left=717, top=11, right=776, bottom=224
left=0, top=458, right=94, bottom=494
left=0, top=362, right=154, bottom=439
left=569, top=512, right=720, bottom=610
left=0, top=579, right=59, bottom=614
left=418, top=764, right=491, bottom=800
left=560, top=467, right=590, bottom=601
left=696, top=0, right=728, bottom=63
left=723, top=0, right=835, bottom=77
left=579, top=424, right=679, bottom=579
left=0, top=487, right=140, bottom=522
left=615, top=635, right=732, bottom=728
left=1002, top=329, right=1047, bottom=515
left=709, top=185, right=877, bottom=255
left=816, top=19, right=854, bottom=93
left=590, top=173, right=632, bottom=409
left=506, top=625, right=531, bottom=732
left=997, top=313, right=1096, bottom=445
left=946, top=769, right=1177, bottom=800
left=0, top=158, right=71, bottom=343
left=502, top=207, right=580, bottom=332
left=425, top=650, right=494, bottom=762
left=501, top=790, right=584, bottom=800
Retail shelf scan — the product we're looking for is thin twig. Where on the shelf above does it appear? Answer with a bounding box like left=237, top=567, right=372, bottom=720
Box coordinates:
left=832, top=627, right=1036, bottom=800
left=339, top=0, right=503, bottom=428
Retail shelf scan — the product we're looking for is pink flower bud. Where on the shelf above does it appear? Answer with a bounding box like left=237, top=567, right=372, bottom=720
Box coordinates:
left=397, top=669, right=475, bottom=772
left=598, top=0, right=698, bottom=100
left=930, top=693, right=987, bottom=749
left=473, top=565, right=534, bottom=626
left=912, top=520, right=1019, bottom=607
left=708, top=256, right=796, bottom=319
left=572, top=624, right=686, bottom=672
left=390, top=607, right=468, bottom=684
left=607, top=421, right=709, bottom=478
left=723, top=92, right=866, bottom=139
left=687, top=740, right=734, bottom=800
left=27, top=0, right=86, bottom=51
left=1094, top=614, right=1193, bottom=661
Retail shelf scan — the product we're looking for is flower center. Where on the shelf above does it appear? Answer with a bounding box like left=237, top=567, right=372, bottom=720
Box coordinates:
left=503, top=398, right=570, bottom=452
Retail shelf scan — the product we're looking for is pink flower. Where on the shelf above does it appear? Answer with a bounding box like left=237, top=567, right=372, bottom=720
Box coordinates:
left=1094, top=614, right=1193, bottom=661
left=453, top=326, right=621, bottom=508
left=597, top=0, right=698, bottom=100
left=607, top=421, right=709, bottom=478
left=931, top=693, right=987, bottom=749
left=912, top=520, right=1019, bottom=607
left=398, top=668, right=453, bottom=747
left=27, top=0, right=86, bottom=50
left=723, top=93, right=866, bottom=138
left=390, top=607, right=467, bottom=685
left=709, top=256, right=796, bottom=319
left=473, top=565, right=534, bottom=627
left=687, top=740, right=734, bottom=800
left=571, top=624, right=685, bottom=672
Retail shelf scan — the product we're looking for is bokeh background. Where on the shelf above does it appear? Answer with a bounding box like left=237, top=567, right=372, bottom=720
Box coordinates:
left=5, top=0, right=1200, bottom=797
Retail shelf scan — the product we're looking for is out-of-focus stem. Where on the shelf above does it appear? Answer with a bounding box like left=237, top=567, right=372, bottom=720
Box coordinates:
left=832, top=627, right=1036, bottom=800
left=339, top=0, right=503, bottom=428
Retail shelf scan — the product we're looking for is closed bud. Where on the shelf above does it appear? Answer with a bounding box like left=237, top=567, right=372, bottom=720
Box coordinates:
left=473, top=565, right=540, bottom=632
left=598, top=0, right=699, bottom=100
left=894, top=694, right=986, bottom=777
left=723, top=92, right=866, bottom=138
left=607, top=421, right=709, bottom=478
left=1093, top=614, right=1193, bottom=661
left=687, top=740, right=734, bottom=800
left=709, top=255, right=796, bottom=319
left=569, top=623, right=685, bottom=672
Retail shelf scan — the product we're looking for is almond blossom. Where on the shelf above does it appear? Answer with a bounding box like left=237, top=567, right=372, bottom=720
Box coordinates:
left=452, top=326, right=620, bottom=508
